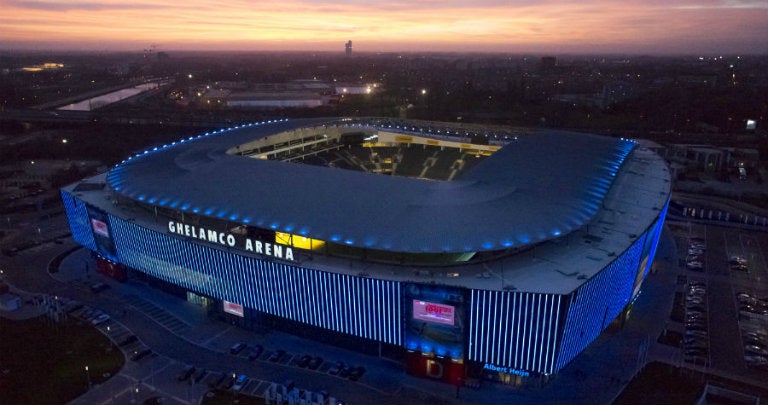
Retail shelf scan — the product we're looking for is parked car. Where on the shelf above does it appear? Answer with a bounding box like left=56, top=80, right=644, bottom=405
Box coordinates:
left=686, top=324, right=708, bottom=333
left=308, top=356, right=323, bottom=370
left=247, top=345, right=264, bottom=360
left=688, top=286, right=706, bottom=294
left=744, top=355, right=768, bottom=364
left=729, top=256, right=747, bottom=265
left=298, top=354, right=312, bottom=368
left=328, top=361, right=344, bottom=375
left=686, top=294, right=704, bottom=302
left=348, top=366, right=366, bottom=381
left=193, top=368, right=207, bottom=383
left=268, top=349, right=286, bottom=362
left=731, top=264, right=748, bottom=272
left=130, top=349, right=152, bottom=361
left=90, top=282, right=110, bottom=293
left=744, top=336, right=768, bottom=347
left=119, top=334, right=138, bottom=347
left=745, top=345, right=768, bottom=356
left=230, top=342, right=246, bottom=355
left=283, top=380, right=295, bottom=391
left=91, top=313, right=110, bottom=325
left=685, top=341, right=709, bottom=350
left=685, top=347, right=707, bottom=357
left=685, top=337, right=708, bottom=345
left=232, top=374, right=247, bottom=391
left=339, top=364, right=352, bottom=378
left=685, top=330, right=708, bottom=339
left=686, top=321, right=707, bottom=329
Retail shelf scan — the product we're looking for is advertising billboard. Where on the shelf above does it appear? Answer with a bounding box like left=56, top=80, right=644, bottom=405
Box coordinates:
left=85, top=205, right=117, bottom=261
left=403, top=283, right=466, bottom=358
left=404, top=283, right=466, bottom=385
left=413, top=300, right=455, bottom=326
left=223, top=300, right=245, bottom=317
left=91, top=218, right=110, bottom=237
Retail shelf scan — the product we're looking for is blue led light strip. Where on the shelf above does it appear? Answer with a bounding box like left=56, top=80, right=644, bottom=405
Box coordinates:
left=102, top=214, right=402, bottom=345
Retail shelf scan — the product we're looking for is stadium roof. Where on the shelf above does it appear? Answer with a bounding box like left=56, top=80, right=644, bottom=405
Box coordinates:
left=106, top=118, right=636, bottom=254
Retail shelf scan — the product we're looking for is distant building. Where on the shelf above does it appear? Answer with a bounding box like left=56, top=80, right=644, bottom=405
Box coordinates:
left=345, top=40, right=352, bottom=58
left=663, top=144, right=760, bottom=175
left=195, top=80, right=333, bottom=109
left=227, top=92, right=326, bottom=108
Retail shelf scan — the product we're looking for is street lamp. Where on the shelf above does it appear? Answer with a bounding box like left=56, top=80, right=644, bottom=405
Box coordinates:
left=85, top=365, right=91, bottom=389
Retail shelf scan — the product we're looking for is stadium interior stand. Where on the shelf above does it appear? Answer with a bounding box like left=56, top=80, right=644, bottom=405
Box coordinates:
left=291, top=142, right=489, bottom=181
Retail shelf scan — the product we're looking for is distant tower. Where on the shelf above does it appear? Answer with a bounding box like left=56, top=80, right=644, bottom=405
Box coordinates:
left=345, top=40, right=352, bottom=58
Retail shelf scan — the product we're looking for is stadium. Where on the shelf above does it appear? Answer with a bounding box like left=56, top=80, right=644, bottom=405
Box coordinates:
left=61, top=117, right=670, bottom=386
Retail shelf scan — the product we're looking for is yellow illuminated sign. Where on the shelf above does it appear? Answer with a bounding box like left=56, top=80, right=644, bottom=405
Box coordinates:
left=275, top=232, right=325, bottom=250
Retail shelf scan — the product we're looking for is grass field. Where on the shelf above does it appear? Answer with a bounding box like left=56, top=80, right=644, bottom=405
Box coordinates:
left=0, top=315, right=124, bottom=405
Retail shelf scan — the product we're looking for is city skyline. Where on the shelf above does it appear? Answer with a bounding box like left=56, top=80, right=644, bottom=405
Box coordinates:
left=1, top=0, right=767, bottom=54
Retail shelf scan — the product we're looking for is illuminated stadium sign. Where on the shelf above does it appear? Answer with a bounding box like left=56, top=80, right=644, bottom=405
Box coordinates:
left=413, top=300, right=455, bottom=326
left=483, top=363, right=531, bottom=378
left=167, top=220, right=295, bottom=261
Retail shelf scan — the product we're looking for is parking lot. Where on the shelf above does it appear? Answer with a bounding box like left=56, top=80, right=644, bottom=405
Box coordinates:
left=668, top=222, right=768, bottom=379
left=63, top=300, right=366, bottom=405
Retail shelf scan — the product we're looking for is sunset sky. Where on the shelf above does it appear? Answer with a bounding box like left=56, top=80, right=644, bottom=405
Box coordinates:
left=1, top=0, right=766, bottom=54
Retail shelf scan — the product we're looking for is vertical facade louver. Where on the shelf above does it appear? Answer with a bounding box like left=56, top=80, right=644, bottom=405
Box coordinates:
left=468, top=290, right=566, bottom=375
left=62, top=190, right=667, bottom=375
left=554, top=234, right=644, bottom=371
left=61, top=191, right=98, bottom=252
left=104, top=213, right=403, bottom=346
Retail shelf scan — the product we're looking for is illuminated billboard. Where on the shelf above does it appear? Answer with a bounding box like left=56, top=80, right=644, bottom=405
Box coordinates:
left=91, top=218, right=110, bottom=237
left=86, top=205, right=117, bottom=261
left=413, top=300, right=455, bottom=326
left=403, top=283, right=466, bottom=359
left=223, top=300, right=244, bottom=317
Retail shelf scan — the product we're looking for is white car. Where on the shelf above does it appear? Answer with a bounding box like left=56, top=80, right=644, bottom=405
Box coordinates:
left=92, top=313, right=110, bottom=325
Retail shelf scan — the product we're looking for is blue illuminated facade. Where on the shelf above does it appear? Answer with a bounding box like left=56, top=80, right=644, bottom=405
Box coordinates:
left=62, top=189, right=668, bottom=377
left=465, top=199, right=669, bottom=376
left=61, top=118, right=671, bottom=383
left=87, top=209, right=401, bottom=346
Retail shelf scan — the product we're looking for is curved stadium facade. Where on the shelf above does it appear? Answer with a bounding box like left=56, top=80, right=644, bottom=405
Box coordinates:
left=61, top=117, right=670, bottom=385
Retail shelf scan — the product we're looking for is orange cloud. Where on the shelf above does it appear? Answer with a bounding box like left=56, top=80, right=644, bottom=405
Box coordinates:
left=1, top=0, right=765, bottom=53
